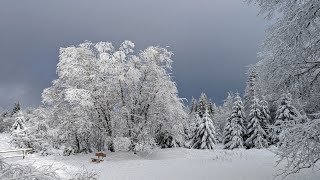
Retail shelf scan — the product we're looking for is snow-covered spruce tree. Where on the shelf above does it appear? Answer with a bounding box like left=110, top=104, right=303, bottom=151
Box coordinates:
left=185, top=114, right=201, bottom=148
left=188, top=111, right=217, bottom=149
left=224, top=94, right=246, bottom=150
left=243, top=65, right=257, bottom=122
left=190, top=97, right=197, bottom=115
left=259, top=96, right=271, bottom=135
left=223, top=92, right=235, bottom=112
left=222, top=117, right=232, bottom=146
left=20, top=107, right=53, bottom=155
left=245, top=97, right=269, bottom=149
left=185, top=98, right=198, bottom=142
left=11, top=102, right=21, bottom=116
left=10, top=111, right=25, bottom=131
left=206, top=100, right=216, bottom=116
left=215, top=92, right=235, bottom=142
left=272, top=93, right=300, bottom=145
left=197, top=93, right=208, bottom=118
left=0, top=110, right=11, bottom=133
left=9, top=109, right=49, bottom=151
left=10, top=111, right=30, bottom=148
left=0, top=103, right=23, bottom=133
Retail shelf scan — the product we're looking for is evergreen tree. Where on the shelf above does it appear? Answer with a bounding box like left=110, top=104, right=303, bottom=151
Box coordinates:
left=188, top=110, right=218, bottom=150
left=223, top=92, right=234, bottom=111
left=224, top=94, right=246, bottom=149
left=197, top=93, right=208, bottom=118
left=222, top=117, right=232, bottom=145
left=10, top=111, right=29, bottom=148
left=214, top=92, right=234, bottom=143
left=185, top=97, right=198, bottom=142
left=190, top=97, right=197, bottom=114
left=260, top=96, right=271, bottom=133
left=243, top=66, right=257, bottom=126
left=207, top=100, right=215, bottom=116
left=11, top=102, right=21, bottom=116
left=272, top=93, right=300, bottom=144
left=245, top=97, right=269, bottom=149
left=10, top=111, right=25, bottom=131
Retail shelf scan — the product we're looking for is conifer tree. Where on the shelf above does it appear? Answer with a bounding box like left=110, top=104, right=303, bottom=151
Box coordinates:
left=207, top=100, right=215, bottom=116
left=190, top=97, right=197, bottom=114
left=185, top=97, right=198, bottom=141
left=11, top=102, right=21, bottom=116
left=10, top=111, right=30, bottom=148
left=260, top=96, right=271, bottom=132
left=224, top=94, right=246, bottom=149
left=243, top=66, right=257, bottom=127
left=222, top=117, right=232, bottom=145
left=10, top=111, right=25, bottom=131
left=197, top=93, right=208, bottom=118
left=245, top=97, right=269, bottom=149
left=223, top=92, right=234, bottom=111
left=214, top=92, right=234, bottom=143
left=272, top=93, right=300, bottom=144
left=188, top=110, right=218, bottom=150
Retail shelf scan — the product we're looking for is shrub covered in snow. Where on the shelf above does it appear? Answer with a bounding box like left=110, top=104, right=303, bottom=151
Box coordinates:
left=113, top=137, right=131, bottom=151
left=0, top=158, right=61, bottom=180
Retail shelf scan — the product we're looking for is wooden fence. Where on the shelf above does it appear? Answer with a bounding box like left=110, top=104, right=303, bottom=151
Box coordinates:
left=0, top=148, right=33, bottom=159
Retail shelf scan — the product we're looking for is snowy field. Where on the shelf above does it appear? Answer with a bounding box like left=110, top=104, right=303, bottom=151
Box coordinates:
left=1, top=133, right=319, bottom=180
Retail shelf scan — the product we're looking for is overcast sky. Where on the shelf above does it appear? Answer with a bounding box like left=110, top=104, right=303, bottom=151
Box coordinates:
left=0, top=0, right=266, bottom=109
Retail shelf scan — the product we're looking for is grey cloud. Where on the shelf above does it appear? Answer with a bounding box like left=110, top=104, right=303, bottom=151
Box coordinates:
left=0, top=0, right=266, bottom=108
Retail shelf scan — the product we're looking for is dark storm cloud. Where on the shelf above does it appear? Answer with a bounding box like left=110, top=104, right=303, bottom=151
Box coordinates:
left=0, top=0, right=266, bottom=108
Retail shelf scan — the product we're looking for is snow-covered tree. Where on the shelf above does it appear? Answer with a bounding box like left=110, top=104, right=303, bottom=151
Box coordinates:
left=197, top=93, right=208, bottom=118
left=189, top=97, right=197, bottom=115
left=207, top=100, right=216, bottom=116
left=260, top=96, right=271, bottom=133
left=248, top=0, right=320, bottom=114
left=0, top=103, right=23, bottom=133
left=223, top=92, right=235, bottom=112
left=213, top=92, right=235, bottom=142
left=243, top=66, right=257, bottom=119
left=187, top=94, right=218, bottom=142
left=185, top=97, right=198, bottom=139
left=11, top=102, right=21, bottom=116
left=42, top=41, right=186, bottom=153
left=272, top=93, right=300, bottom=144
left=246, top=1, right=320, bottom=175
left=222, top=117, right=232, bottom=146
left=188, top=111, right=218, bottom=150
left=224, top=94, right=246, bottom=150
left=0, top=157, right=97, bottom=179
left=0, top=109, right=10, bottom=133
left=10, top=111, right=25, bottom=131
left=185, top=112, right=198, bottom=143
left=275, top=114, right=320, bottom=177
left=9, top=111, right=31, bottom=149
left=245, top=97, right=269, bottom=149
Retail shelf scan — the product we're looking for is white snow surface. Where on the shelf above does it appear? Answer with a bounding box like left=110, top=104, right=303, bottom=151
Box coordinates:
left=1, top=133, right=319, bottom=180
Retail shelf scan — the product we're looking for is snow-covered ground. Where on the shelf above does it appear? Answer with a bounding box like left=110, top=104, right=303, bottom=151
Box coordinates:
left=1, top=133, right=319, bottom=180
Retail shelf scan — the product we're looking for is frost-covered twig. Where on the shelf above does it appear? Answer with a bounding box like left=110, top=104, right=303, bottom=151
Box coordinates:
left=0, top=158, right=61, bottom=180
left=274, top=116, right=320, bottom=178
